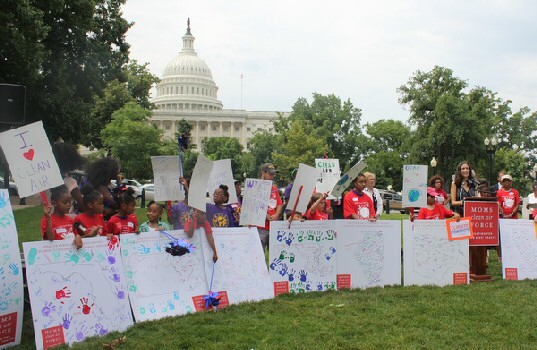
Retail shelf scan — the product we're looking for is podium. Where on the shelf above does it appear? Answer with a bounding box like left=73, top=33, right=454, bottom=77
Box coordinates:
left=463, top=197, right=499, bottom=282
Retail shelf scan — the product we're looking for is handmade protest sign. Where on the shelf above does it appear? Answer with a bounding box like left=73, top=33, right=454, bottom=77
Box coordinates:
left=446, top=218, right=473, bottom=240
left=330, top=162, right=366, bottom=198
left=402, top=165, right=427, bottom=208
left=188, top=154, right=214, bottom=212
left=499, top=219, right=537, bottom=281
left=269, top=221, right=337, bottom=293
left=23, top=237, right=133, bottom=350
left=287, top=163, right=321, bottom=214
left=120, top=231, right=207, bottom=321
left=239, top=178, right=273, bottom=227
left=0, top=121, right=63, bottom=198
left=315, top=158, right=341, bottom=199
left=336, top=220, right=401, bottom=289
left=403, top=220, right=469, bottom=286
left=465, top=201, right=499, bottom=246
left=208, top=159, right=238, bottom=204
left=151, top=156, right=184, bottom=201
left=0, top=190, right=24, bottom=349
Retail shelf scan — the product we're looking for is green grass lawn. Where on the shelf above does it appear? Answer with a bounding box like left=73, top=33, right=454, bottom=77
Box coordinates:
left=11, top=205, right=525, bottom=349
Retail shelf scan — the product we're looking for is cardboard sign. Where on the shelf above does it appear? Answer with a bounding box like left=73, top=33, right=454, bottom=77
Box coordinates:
left=287, top=163, right=321, bottom=214
left=453, top=273, right=469, bottom=285
left=402, top=165, right=427, bottom=208
left=315, top=158, right=341, bottom=199
left=0, top=121, right=63, bottom=197
left=189, top=154, right=214, bottom=212
left=330, top=162, right=367, bottom=198
left=273, top=281, right=290, bottom=296
left=336, top=274, right=352, bottom=290
left=240, top=179, right=273, bottom=227
left=151, top=156, right=184, bottom=201
left=465, top=201, right=499, bottom=246
left=208, top=159, right=238, bottom=204
left=446, top=217, right=474, bottom=240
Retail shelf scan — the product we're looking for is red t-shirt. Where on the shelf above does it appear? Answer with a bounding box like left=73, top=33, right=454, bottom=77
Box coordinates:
left=417, top=204, right=455, bottom=220
left=306, top=208, right=328, bottom=220
left=258, top=185, right=283, bottom=231
left=108, top=214, right=139, bottom=235
left=434, top=188, right=449, bottom=205
left=343, top=189, right=376, bottom=219
left=74, top=213, right=107, bottom=236
left=41, top=214, right=74, bottom=240
left=497, top=188, right=520, bottom=217
left=184, top=218, right=213, bottom=234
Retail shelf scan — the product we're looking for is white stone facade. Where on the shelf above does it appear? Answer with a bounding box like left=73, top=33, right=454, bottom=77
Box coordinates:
left=151, top=20, right=288, bottom=149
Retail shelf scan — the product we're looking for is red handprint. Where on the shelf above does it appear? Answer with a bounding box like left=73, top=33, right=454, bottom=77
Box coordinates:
left=78, top=297, right=94, bottom=315
left=108, top=235, right=120, bottom=250
left=55, top=286, right=71, bottom=300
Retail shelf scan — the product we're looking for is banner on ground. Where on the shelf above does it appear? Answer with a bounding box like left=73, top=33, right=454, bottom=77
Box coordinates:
left=499, top=219, right=537, bottom=281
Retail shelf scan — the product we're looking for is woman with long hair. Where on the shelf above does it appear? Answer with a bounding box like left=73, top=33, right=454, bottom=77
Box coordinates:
left=450, top=161, right=478, bottom=216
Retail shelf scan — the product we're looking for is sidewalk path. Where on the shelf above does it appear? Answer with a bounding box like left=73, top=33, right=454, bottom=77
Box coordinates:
left=9, top=195, right=42, bottom=211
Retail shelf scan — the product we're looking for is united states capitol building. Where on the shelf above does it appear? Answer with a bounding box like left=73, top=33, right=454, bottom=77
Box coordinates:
left=150, top=21, right=289, bottom=149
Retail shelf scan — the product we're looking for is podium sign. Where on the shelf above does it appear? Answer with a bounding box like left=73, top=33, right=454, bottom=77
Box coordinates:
left=464, top=200, right=499, bottom=246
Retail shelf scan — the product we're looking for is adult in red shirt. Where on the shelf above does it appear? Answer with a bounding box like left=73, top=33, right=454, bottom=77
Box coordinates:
left=257, top=163, right=283, bottom=251
left=343, top=173, right=376, bottom=221
left=497, top=174, right=520, bottom=219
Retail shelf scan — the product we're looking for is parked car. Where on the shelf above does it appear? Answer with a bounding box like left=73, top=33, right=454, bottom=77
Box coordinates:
left=0, top=176, right=18, bottom=196
left=135, top=184, right=155, bottom=201
left=111, top=178, right=143, bottom=191
left=378, top=189, right=407, bottom=214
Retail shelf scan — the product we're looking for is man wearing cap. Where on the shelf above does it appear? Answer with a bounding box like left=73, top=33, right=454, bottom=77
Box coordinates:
left=258, top=163, right=283, bottom=251
left=497, top=174, right=520, bottom=219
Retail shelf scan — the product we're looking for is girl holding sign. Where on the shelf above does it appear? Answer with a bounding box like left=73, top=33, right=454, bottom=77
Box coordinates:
left=73, top=184, right=108, bottom=240
left=411, top=187, right=461, bottom=221
left=306, top=192, right=333, bottom=220
left=42, top=185, right=82, bottom=248
left=206, top=185, right=239, bottom=227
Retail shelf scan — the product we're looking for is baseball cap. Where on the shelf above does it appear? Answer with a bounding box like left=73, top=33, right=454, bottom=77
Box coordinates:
left=500, top=174, right=512, bottom=182
left=427, top=187, right=437, bottom=197
left=261, top=163, right=278, bottom=175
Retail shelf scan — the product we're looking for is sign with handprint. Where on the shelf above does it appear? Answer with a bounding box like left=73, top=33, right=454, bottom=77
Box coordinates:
left=0, top=121, right=63, bottom=198
left=269, top=221, right=337, bottom=294
left=0, top=189, right=24, bottom=348
left=151, top=156, right=184, bottom=201
left=23, top=237, right=133, bottom=350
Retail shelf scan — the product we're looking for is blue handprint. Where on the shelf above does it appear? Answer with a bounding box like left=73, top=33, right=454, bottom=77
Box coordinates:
left=41, top=302, right=55, bottom=317
left=167, top=299, right=176, bottom=311
left=95, top=323, right=108, bottom=336
left=306, top=283, right=312, bottom=291
left=317, top=282, right=323, bottom=291
left=76, top=325, right=88, bottom=341
left=285, top=233, right=294, bottom=246
left=138, top=244, right=150, bottom=254
left=0, top=192, right=6, bottom=209
left=288, top=269, right=296, bottom=282
left=27, top=248, right=38, bottom=266
left=279, top=263, right=288, bottom=277
left=299, top=270, right=307, bottom=282
left=110, top=267, right=121, bottom=282
left=276, top=230, right=284, bottom=242
left=173, top=291, right=180, bottom=300
left=65, top=252, right=80, bottom=264
left=62, top=314, right=72, bottom=329
left=325, top=246, right=336, bottom=260
left=115, top=287, right=125, bottom=299
left=107, top=254, right=116, bottom=265
left=269, top=258, right=281, bottom=271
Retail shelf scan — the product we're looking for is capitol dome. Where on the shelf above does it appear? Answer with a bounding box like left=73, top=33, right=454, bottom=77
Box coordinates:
left=152, top=20, right=223, bottom=111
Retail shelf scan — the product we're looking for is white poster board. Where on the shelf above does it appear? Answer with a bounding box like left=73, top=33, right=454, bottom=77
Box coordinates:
left=151, top=156, right=184, bottom=201
left=200, top=228, right=273, bottom=304
left=269, top=221, right=337, bottom=293
left=0, top=121, right=63, bottom=197
left=402, top=165, right=428, bottom=208
left=330, top=162, right=367, bottom=198
left=119, top=231, right=207, bottom=321
left=208, top=159, right=238, bottom=204
left=403, top=221, right=469, bottom=286
left=23, top=237, right=133, bottom=350
left=0, top=190, right=24, bottom=349
left=499, top=219, right=537, bottom=280
left=189, top=154, right=214, bottom=212
left=239, top=178, right=273, bottom=227
left=315, top=158, right=341, bottom=199
left=287, top=163, right=321, bottom=214
left=336, top=220, right=401, bottom=289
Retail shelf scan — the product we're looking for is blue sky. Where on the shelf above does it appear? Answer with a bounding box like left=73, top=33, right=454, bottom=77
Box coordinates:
left=122, top=1, right=537, bottom=125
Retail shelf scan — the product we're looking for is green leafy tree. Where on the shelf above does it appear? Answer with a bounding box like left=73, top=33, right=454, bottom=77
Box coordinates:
left=247, top=130, right=281, bottom=174
left=201, top=137, right=244, bottom=178
left=101, top=102, right=162, bottom=179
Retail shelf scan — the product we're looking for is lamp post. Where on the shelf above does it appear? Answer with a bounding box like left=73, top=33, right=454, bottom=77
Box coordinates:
left=484, top=136, right=498, bottom=185
left=430, top=157, right=437, bottom=174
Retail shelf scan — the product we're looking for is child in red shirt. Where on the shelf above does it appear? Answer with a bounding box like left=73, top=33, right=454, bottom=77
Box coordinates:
left=185, top=209, right=218, bottom=262
left=107, top=187, right=139, bottom=236
left=343, top=173, right=376, bottom=221
left=42, top=185, right=82, bottom=248
left=411, top=187, right=460, bottom=221
left=306, top=192, right=332, bottom=220
left=497, top=174, right=520, bottom=219
left=74, top=184, right=108, bottom=240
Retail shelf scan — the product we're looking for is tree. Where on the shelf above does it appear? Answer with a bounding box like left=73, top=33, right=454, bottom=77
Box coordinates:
left=360, top=120, right=411, bottom=191
left=275, top=93, right=363, bottom=167
left=247, top=130, right=281, bottom=175
left=101, top=102, right=162, bottom=179
left=0, top=0, right=131, bottom=144
left=201, top=137, right=244, bottom=178
left=272, top=121, right=329, bottom=181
